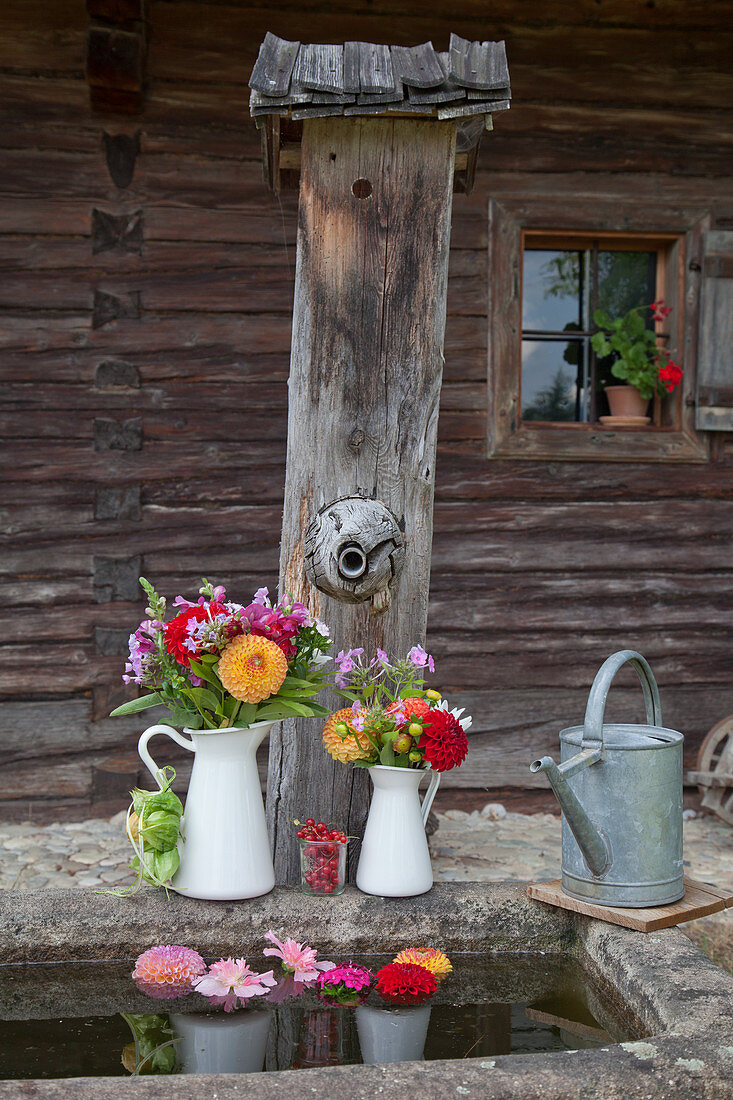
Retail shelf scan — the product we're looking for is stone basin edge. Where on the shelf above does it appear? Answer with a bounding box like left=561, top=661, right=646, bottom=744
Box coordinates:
left=0, top=882, right=731, bottom=1099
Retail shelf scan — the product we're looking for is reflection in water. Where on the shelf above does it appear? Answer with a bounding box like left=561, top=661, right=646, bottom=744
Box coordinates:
left=0, top=956, right=639, bottom=1080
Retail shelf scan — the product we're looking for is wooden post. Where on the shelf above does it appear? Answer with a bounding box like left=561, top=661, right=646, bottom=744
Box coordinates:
left=267, top=115, right=457, bottom=883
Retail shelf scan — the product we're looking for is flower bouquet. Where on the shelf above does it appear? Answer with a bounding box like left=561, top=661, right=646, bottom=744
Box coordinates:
left=321, top=646, right=471, bottom=897
left=112, top=577, right=332, bottom=729
left=112, top=577, right=332, bottom=901
left=322, top=645, right=471, bottom=773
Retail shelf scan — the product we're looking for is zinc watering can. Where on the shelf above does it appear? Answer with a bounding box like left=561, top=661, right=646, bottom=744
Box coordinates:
left=530, top=650, right=684, bottom=908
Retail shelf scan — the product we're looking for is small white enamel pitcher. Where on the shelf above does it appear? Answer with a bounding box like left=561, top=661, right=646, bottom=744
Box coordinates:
left=138, top=720, right=276, bottom=901
left=356, top=765, right=440, bottom=897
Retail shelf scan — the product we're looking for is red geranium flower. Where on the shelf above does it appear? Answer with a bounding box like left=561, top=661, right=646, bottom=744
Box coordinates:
left=658, top=361, right=683, bottom=393
left=418, top=708, right=468, bottom=772
left=163, top=602, right=227, bottom=666
left=375, top=962, right=437, bottom=1004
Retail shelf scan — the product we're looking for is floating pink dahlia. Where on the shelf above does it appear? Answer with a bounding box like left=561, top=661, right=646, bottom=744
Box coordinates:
left=264, top=930, right=335, bottom=983
left=193, top=957, right=277, bottom=1012
left=132, top=944, right=206, bottom=999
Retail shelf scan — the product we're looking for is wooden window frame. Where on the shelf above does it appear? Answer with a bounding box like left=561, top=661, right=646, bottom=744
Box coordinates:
left=487, top=204, right=709, bottom=463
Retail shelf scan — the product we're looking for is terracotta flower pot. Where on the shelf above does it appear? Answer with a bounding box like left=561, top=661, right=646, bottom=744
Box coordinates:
left=605, top=385, right=650, bottom=418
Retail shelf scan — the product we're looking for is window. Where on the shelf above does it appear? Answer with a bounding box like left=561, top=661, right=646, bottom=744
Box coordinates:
left=487, top=202, right=710, bottom=463
left=521, top=238, right=659, bottom=424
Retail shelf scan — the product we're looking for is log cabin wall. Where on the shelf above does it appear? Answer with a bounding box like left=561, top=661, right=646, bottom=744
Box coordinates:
left=1, top=0, right=732, bottom=820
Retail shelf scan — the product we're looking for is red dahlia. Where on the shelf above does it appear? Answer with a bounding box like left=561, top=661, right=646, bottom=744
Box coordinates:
left=375, top=962, right=437, bottom=1004
left=418, top=709, right=468, bottom=772
left=163, top=603, right=227, bottom=666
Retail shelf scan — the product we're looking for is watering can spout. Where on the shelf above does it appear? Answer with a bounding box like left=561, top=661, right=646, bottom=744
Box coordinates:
left=530, top=753, right=610, bottom=877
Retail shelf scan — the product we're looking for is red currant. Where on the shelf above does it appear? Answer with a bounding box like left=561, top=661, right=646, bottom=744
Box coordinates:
left=306, top=818, right=315, bottom=827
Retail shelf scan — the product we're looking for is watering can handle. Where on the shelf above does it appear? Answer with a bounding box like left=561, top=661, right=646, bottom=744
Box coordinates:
left=138, top=724, right=195, bottom=789
left=582, top=650, right=662, bottom=748
left=421, top=768, right=441, bottom=827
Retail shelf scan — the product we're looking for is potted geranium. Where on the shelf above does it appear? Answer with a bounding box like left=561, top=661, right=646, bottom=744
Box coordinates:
left=321, top=646, right=471, bottom=898
left=591, top=298, right=683, bottom=423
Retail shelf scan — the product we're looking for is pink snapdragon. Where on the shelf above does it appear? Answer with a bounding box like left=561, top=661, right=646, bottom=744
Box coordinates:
left=193, top=957, right=277, bottom=1012
left=263, top=931, right=335, bottom=983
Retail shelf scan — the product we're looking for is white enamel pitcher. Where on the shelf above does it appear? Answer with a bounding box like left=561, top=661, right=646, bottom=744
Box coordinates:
left=138, top=721, right=276, bottom=901
left=356, top=765, right=440, bottom=897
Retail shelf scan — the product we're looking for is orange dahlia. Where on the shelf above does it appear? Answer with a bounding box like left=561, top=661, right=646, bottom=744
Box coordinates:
left=218, top=633, right=288, bottom=703
left=393, top=947, right=452, bottom=981
left=323, top=708, right=372, bottom=764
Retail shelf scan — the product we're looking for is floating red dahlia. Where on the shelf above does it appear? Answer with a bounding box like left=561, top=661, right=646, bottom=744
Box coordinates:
left=418, top=708, right=468, bottom=772
left=374, top=961, right=437, bottom=1004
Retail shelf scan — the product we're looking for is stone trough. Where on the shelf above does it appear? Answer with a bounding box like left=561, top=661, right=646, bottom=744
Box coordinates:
left=1, top=883, right=732, bottom=1098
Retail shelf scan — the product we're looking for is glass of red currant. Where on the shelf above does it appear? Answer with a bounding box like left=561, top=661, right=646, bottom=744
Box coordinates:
left=296, top=819, right=348, bottom=896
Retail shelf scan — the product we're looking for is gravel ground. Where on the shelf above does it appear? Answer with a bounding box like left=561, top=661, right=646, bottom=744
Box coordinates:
left=1, top=806, right=731, bottom=966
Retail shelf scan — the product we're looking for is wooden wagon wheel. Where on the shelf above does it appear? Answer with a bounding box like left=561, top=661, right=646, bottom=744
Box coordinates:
left=690, top=715, right=733, bottom=826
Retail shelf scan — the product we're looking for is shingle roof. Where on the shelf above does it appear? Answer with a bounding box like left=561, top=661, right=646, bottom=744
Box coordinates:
left=249, top=33, right=510, bottom=122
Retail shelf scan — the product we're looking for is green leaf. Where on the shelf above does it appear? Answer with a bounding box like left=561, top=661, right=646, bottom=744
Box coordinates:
left=235, top=702, right=258, bottom=727
left=282, top=675, right=321, bottom=691
left=153, top=847, right=180, bottom=884
left=187, top=659, right=221, bottom=688
left=379, top=742, right=396, bottom=767
left=351, top=758, right=374, bottom=769
left=109, top=693, right=163, bottom=717
left=186, top=686, right=221, bottom=712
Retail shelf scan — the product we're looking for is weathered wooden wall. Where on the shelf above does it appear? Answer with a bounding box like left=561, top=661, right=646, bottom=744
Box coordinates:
left=1, top=0, right=733, bottom=820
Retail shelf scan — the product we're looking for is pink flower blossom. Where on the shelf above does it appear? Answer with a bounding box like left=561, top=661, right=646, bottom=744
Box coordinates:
left=334, top=648, right=364, bottom=687
left=263, top=930, right=335, bottom=983
left=193, top=957, right=277, bottom=1012
left=318, top=963, right=372, bottom=992
left=407, top=645, right=435, bottom=674
left=132, top=944, right=206, bottom=998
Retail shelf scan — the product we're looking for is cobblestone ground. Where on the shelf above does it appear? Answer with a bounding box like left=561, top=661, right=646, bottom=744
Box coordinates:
left=1, top=807, right=730, bottom=966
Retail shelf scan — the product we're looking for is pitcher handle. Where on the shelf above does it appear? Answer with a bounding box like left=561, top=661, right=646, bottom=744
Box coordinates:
left=582, top=649, right=662, bottom=749
left=420, top=768, right=441, bottom=827
left=138, top=724, right=195, bottom=789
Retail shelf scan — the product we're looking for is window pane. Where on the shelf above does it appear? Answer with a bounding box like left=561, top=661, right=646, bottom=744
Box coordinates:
left=521, top=339, right=587, bottom=422
left=597, top=251, right=656, bottom=318
left=522, top=250, right=582, bottom=331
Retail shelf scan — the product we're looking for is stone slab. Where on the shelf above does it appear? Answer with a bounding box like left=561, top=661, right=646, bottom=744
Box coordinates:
left=0, top=884, right=731, bottom=1097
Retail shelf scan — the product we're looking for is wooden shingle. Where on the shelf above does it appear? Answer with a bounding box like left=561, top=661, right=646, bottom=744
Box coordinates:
left=448, top=34, right=509, bottom=90
left=249, top=31, right=300, bottom=96
left=293, top=43, right=345, bottom=93
left=356, top=42, right=395, bottom=94
left=390, top=42, right=444, bottom=89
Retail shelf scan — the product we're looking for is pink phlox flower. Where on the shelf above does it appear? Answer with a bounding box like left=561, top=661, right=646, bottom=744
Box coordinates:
left=335, top=648, right=364, bottom=686
left=435, top=698, right=472, bottom=731
left=351, top=702, right=366, bottom=731
left=372, top=648, right=389, bottom=667
left=193, top=957, right=277, bottom=1012
left=263, top=930, right=335, bottom=983
left=318, top=963, right=372, bottom=993
left=391, top=704, right=407, bottom=726
left=407, top=645, right=435, bottom=674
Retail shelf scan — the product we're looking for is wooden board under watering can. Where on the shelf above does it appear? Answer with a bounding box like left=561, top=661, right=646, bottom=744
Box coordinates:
left=527, top=875, right=733, bottom=932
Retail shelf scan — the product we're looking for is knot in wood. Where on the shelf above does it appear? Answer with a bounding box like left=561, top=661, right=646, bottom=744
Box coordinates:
left=304, top=496, right=405, bottom=604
